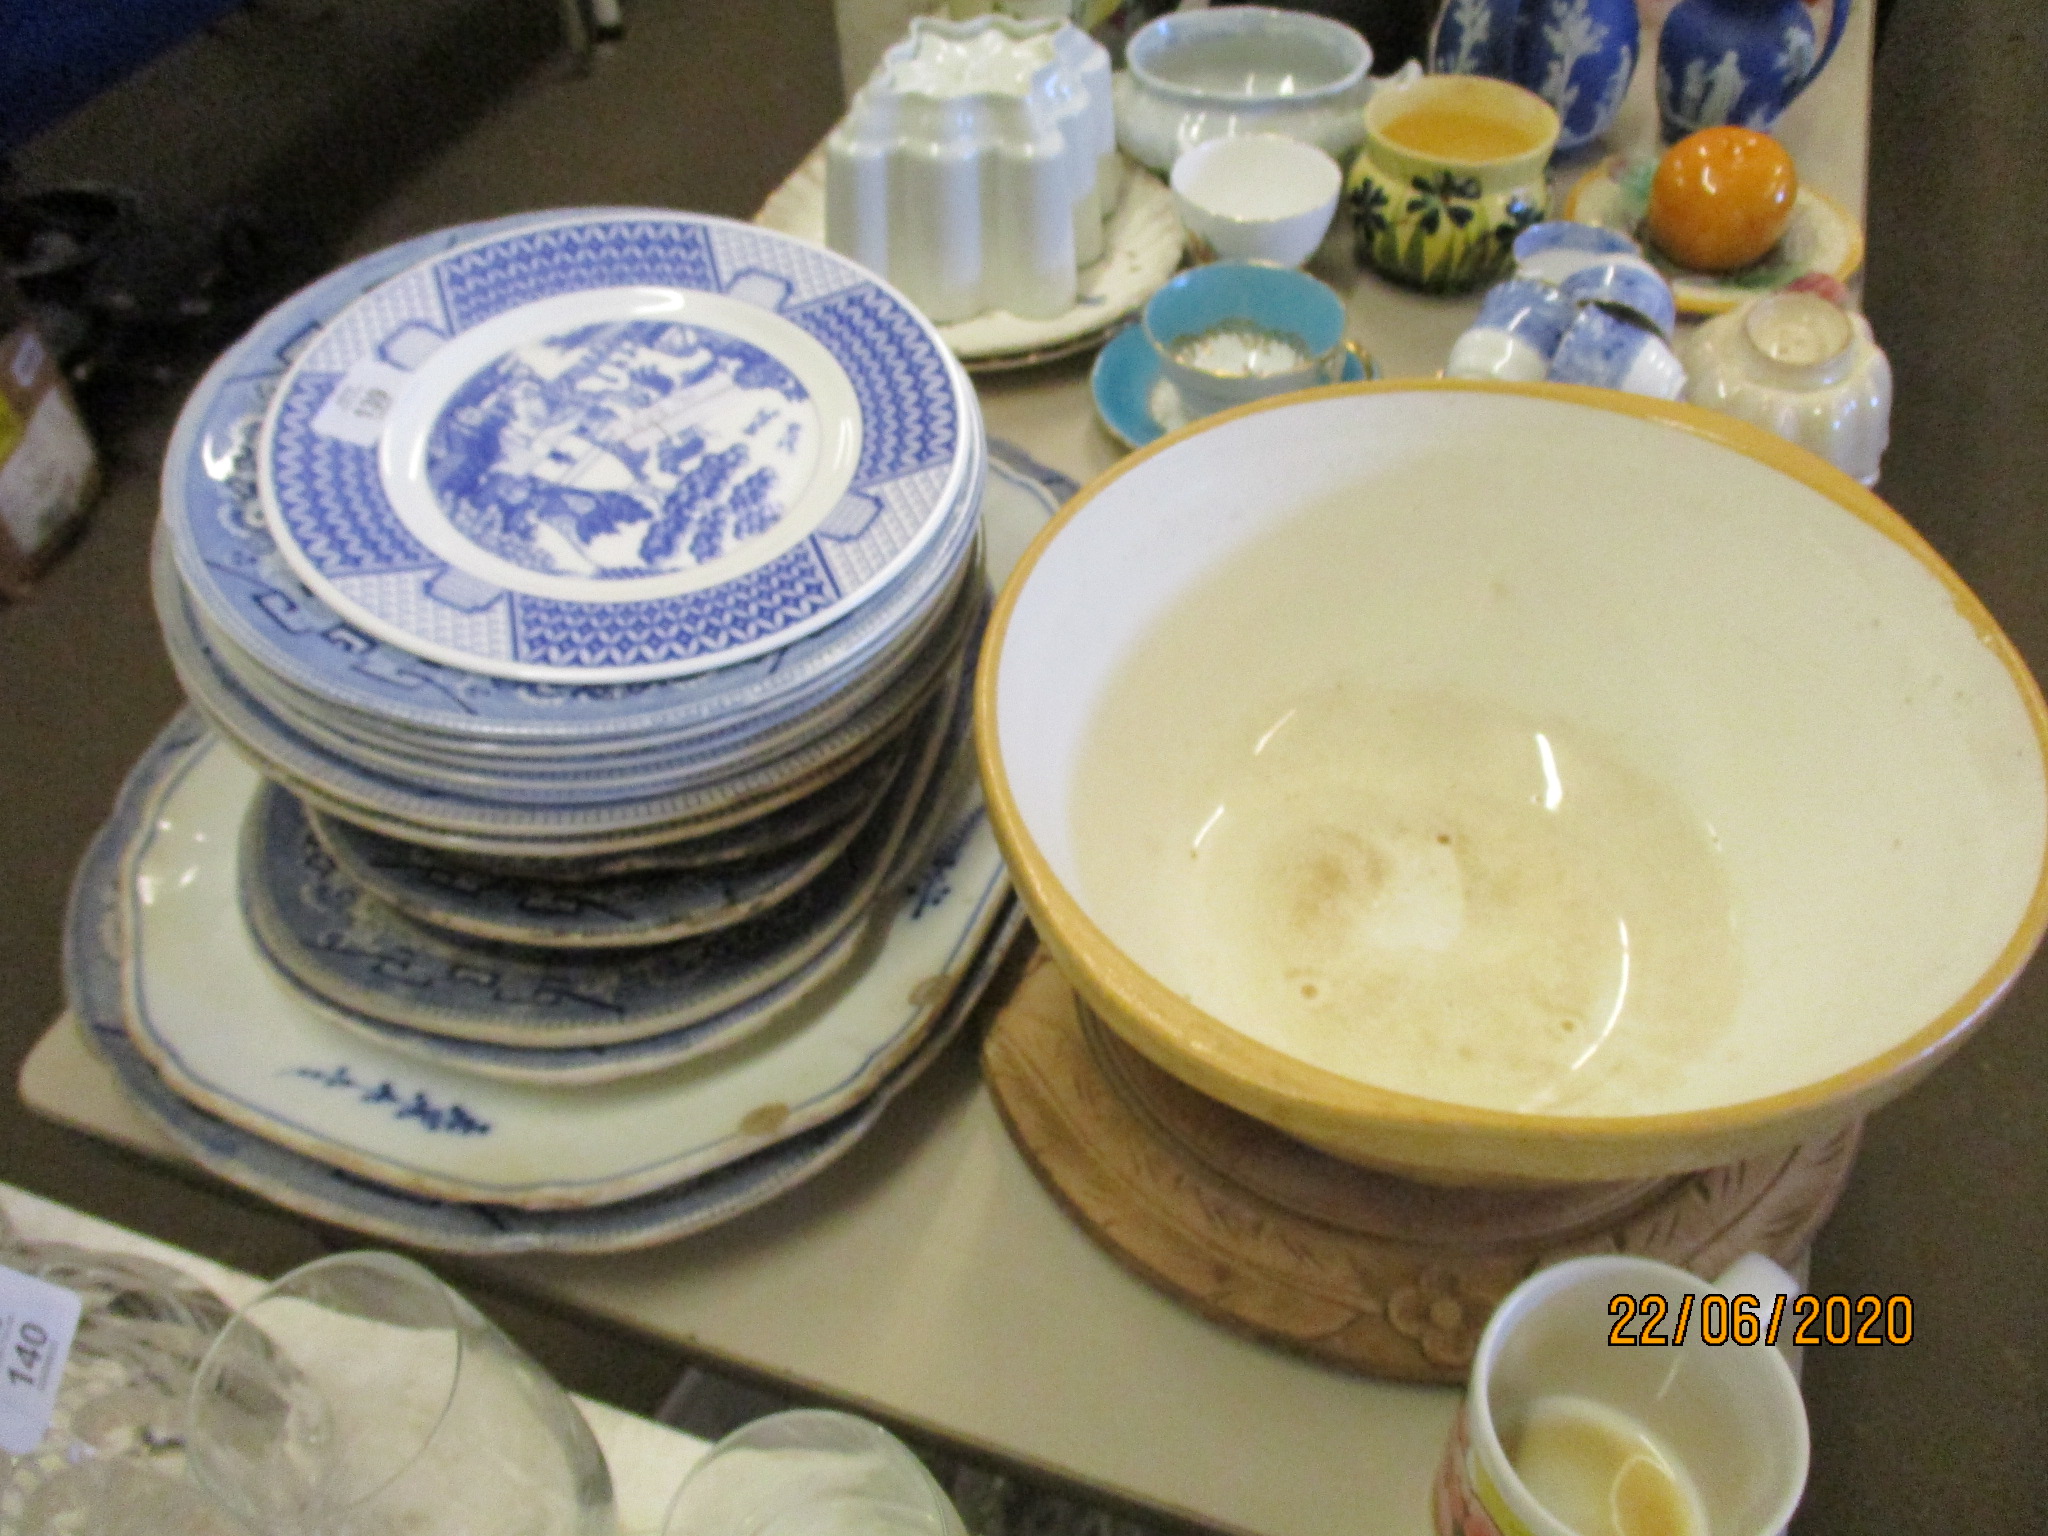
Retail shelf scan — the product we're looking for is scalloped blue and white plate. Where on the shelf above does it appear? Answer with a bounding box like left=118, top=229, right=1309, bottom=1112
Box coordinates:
left=308, top=781, right=881, bottom=949
left=268, top=899, right=873, bottom=1087
left=306, top=748, right=897, bottom=882
left=169, top=546, right=982, bottom=811
left=238, top=673, right=964, bottom=1050
left=254, top=210, right=973, bottom=685
left=63, top=717, right=1029, bottom=1251
left=92, top=713, right=1010, bottom=1210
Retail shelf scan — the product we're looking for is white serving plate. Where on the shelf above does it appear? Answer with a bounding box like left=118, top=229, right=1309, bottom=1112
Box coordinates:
left=63, top=719, right=1031, bottom=1252
left=108, top=725, right=1009, bottom=1210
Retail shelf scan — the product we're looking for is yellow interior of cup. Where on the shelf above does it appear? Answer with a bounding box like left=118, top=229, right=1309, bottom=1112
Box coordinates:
left=1363, top=74, right=1560, bottom=190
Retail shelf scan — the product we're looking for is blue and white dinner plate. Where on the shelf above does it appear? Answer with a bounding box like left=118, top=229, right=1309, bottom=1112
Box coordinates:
left=308, top=781, right=882, bottom=949
left=253, top=210, right=974, bottom=685
left=88, top=712, right=1011, bottom=1210
left=157, top=528, right=979, bottom=850
left=280, top=727, right=984, bottom=1086
left=273, top=899, right=874, bottom=1087
left=177, top=551, right=983, bottom=810
left=205, top=540, right=976, bottom=774
left=63, top=715, right=1030, bottom=1251
left=165, top=209, right=988, bottom=746
left=319, top=747, right=901, bottom=882
left=238, top=673, right=965, bottom=1051
left=157, top=440, right=1066, bottom=854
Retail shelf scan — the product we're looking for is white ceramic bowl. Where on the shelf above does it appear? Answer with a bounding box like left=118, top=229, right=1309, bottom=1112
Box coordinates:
left=1169, top=133, right=1342, bottom=267
left=1684, top=292, right=1893, bottom=485
left=977, top=382, right=2048, bottom=1183
left=1113, top=6, right=1374, bottom=174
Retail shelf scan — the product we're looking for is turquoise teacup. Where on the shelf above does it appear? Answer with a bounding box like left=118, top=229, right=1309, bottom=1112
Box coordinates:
left=1142, top=263, right=1367, bottom=424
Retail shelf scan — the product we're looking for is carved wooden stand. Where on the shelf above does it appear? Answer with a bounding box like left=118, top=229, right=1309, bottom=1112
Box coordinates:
left=983, top=949, right=1861, bottom=1384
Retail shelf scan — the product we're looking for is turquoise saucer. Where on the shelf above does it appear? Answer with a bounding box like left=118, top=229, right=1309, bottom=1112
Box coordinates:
left=1090, top=324, right=1373, bottom=451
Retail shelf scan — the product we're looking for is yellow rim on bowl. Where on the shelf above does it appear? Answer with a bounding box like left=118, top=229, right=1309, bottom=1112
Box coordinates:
left=974, top=379, right=2048, bottom=1182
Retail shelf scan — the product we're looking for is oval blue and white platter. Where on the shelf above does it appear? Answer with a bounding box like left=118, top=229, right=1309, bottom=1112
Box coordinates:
left=93, top=713, right=1010, bottom=1209
left=63, top=719, right=1029, bottom=1251
left=264, top=899, right=873, bottom=1087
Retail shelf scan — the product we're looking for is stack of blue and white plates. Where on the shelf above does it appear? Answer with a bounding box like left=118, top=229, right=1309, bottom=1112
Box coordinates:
left=63, top=209, right=1071, bottom=1253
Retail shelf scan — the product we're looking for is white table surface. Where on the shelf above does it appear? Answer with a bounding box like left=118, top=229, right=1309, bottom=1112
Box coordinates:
left=17, top=8, right=1874, bottom=1536
left=0, top=1180, right=709, bottom=1535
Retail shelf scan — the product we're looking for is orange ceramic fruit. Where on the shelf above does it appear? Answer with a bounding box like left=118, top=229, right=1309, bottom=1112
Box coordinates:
left=1645, top=127, right=1798, bottom=272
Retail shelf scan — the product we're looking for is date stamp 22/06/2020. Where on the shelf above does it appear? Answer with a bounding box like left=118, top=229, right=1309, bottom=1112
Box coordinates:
left=1608, top=1292, right=1914, bottom=1347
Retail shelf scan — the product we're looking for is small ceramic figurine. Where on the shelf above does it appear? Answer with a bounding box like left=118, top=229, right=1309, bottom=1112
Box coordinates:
left=1656, top=0, right=1851, bottom=140
left=1429, top=0, right=1640, bottom=152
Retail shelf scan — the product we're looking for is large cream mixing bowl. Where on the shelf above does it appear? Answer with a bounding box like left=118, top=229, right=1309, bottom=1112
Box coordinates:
left=976, top=382, right=2048, bottom=1183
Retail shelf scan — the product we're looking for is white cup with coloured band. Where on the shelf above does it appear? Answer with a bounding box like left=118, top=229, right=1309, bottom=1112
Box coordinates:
left=1433, top=1253, right=1807, bottom=1536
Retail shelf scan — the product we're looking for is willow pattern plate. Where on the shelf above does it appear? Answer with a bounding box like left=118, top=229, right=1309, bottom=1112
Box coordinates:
left=253, top=211, right=978, bottom=685
left=239, top=672, right=964, bottom=1049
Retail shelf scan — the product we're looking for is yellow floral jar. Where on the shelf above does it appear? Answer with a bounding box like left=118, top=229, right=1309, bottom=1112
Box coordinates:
left=1346, top=73, right=1559, bottom=293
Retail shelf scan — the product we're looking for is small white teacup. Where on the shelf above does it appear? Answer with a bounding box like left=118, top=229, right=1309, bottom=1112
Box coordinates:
left=1435, top=1253, right=1808, bottom=1536
left=1170, top=134, right=1344, bottom=268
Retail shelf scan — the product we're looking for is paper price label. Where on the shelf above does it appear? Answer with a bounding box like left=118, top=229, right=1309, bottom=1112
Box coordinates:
left=309, top=357, right=414, bottom=446
left=0, top=1264, right=83, bottom=1455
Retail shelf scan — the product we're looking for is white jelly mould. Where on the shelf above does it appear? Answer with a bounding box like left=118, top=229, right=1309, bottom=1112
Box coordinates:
left=826, top=15, right=1118, bottom=323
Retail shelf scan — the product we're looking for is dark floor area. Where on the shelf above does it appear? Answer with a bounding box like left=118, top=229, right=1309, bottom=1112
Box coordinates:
left=0, top=0, right=2042, bottom=1529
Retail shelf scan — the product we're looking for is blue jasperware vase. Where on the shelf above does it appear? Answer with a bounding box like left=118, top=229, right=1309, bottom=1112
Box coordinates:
left=1429, top=0, right=1640, bottom=153
left=1656, top=0, right=1852, bottom=140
